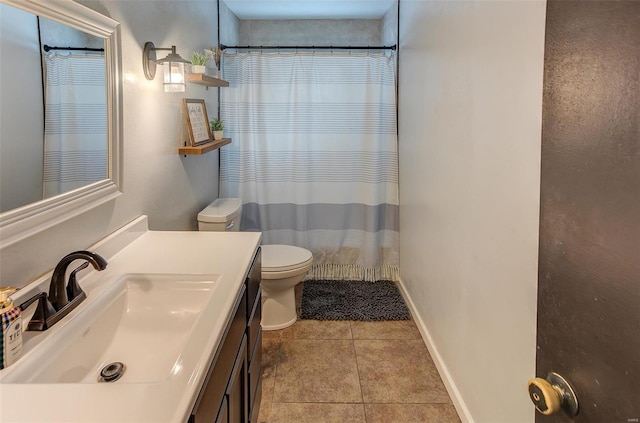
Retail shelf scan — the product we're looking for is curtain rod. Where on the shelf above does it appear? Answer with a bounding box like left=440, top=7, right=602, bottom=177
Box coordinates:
left=220, top=44, right=396, bottom=51
left=43, top=45, right=104, bottom=52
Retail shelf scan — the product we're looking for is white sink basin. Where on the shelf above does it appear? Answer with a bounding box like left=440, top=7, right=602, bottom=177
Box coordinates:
left=3, top=273, right=219, bottom=384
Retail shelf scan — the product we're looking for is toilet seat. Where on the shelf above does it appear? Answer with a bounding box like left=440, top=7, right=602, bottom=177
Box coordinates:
left=261, top=244, right=313, bottom=273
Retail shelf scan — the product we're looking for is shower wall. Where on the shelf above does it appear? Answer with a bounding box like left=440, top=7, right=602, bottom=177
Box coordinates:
left=238, top=19, right=382, bottom=46
left=219, top=0, right=240, bottom=46
left=382, top=3, right=398, bottom=46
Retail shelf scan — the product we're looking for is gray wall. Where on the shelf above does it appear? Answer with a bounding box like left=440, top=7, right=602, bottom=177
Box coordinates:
left=398, top=0, right=546, bottom=421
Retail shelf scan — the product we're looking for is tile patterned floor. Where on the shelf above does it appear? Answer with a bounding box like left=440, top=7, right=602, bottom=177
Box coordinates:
left=257, top=286, right=461, bottom=423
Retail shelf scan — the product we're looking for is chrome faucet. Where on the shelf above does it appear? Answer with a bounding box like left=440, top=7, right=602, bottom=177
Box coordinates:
left=20, top=250, right=107, bottom=331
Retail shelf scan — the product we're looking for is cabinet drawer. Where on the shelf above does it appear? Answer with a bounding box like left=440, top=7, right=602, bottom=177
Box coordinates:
left=192, top=286, right=247, bottom=422
left=246, top=248, right=261, bottom=315
left=227, top=336, right=248, bottom=423
left=249, top=372, right=262, bottom=423
left=248, top=327, right=262, bottom=407
left=247, top=288, right=261, bottom=357
left=215, top=396, right=228, bottom=423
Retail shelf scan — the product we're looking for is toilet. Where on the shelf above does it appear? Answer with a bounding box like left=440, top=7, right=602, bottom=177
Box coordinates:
left=198, top=198, right=312, bottom=330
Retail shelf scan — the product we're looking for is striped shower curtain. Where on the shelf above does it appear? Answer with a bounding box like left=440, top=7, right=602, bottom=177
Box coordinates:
left=220, top=51, right=399, bottom=281
left=43, top=53, right=107, bottom=198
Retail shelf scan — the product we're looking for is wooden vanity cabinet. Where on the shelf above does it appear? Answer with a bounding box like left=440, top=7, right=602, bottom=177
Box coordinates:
left=190, top=248, right=262, bottom=423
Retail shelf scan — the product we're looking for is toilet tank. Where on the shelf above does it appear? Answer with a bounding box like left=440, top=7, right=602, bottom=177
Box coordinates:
left=198, top=198, right=242, bottom=232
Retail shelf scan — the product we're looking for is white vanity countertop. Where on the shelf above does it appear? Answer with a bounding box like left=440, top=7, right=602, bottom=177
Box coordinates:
left=0, top=216, right=262, bottom=423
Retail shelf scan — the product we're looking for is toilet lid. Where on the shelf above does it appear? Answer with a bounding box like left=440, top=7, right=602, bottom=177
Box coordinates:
left=198, top=198, right=241, bottom=223
left=261, top=245, right=313, bottom=272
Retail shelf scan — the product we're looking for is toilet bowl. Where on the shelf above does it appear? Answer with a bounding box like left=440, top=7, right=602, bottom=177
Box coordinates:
left=198, top=198, right=313, bottom=330
left=260, top=244, right=313, bottom=330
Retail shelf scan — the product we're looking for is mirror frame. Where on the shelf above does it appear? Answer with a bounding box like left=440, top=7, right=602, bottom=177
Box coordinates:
left=0, top=0, right=122, bottom=248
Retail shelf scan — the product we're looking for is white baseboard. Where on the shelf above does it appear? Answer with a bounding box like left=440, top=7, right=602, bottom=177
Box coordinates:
left=396, top=278, right=475, bottom=423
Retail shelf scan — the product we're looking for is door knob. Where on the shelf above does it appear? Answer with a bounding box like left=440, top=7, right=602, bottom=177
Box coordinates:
left=528, top=372, right=579, bottom=417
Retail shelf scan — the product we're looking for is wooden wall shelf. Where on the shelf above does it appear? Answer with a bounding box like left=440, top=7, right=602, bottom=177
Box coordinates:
left=179, top=138, right=231, bottom=155
left=186, top=74, right=229, bottom=87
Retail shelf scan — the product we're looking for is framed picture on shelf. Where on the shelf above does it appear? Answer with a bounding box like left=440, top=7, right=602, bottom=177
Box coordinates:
left=183, top=99, right=212, bottom=146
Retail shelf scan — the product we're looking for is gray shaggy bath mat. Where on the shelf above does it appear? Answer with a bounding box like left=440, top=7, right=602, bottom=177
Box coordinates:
left=300, top=280, right=411, bottom=321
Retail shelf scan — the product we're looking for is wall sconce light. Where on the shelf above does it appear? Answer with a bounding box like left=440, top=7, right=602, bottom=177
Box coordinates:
left=143, top=41, right=190, bottom=92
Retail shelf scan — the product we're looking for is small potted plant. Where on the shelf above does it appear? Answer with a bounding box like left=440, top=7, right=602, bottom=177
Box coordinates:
left=210, top=118, right=224, bottom=140
left=190, top=51, right=207, bottom=74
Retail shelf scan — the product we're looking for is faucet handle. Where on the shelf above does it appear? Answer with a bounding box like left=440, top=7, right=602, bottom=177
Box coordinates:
left=66, top=262, right=89, bottom=301
left=20, top=292, right=56, bottom=331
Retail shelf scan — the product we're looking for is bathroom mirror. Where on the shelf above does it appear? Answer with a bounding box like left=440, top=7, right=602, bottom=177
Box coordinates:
left=0, top=0, right=122, bottom=248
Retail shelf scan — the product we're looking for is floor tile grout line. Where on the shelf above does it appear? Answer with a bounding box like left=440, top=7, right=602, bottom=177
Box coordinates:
left=353, top=319, right=370, bottom=423
left=268, top=401, right=457, bottom=406
left=270, top=401, right=366, bottom=404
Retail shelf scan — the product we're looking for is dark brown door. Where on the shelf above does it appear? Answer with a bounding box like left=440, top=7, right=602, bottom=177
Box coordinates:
left=536, top=1, right=640, bottom=422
